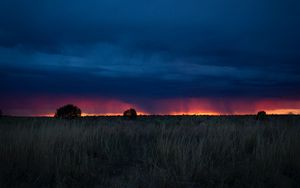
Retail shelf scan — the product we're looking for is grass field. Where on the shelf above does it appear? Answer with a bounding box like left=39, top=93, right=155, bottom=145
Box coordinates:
left=0, top=115, right=300, bottom=188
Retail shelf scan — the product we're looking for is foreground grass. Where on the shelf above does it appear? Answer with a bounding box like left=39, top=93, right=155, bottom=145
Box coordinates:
left=0, top=115, right=300, bottom=188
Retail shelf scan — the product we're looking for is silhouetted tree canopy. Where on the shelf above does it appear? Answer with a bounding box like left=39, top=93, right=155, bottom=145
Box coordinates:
left=54, top=104, right=81, bottom=119
left=256, top=111, right=267, bottom=121
left=123, top=108, right=137, bottom=119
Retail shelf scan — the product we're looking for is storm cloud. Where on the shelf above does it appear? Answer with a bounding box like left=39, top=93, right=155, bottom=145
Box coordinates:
left=0, top=0, right=300, bottom=115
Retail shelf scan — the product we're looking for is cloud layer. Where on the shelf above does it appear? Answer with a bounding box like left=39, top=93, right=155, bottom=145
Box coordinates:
left=0, top=0, right=300, bottom=115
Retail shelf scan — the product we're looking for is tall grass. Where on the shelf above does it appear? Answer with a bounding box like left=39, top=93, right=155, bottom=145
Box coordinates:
left=0, top=115, right=299, bottom=187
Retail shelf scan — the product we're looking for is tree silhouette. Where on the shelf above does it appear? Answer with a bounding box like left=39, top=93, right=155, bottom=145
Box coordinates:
left=123, top=108, right=137, bottom=119
left=256, top=111, right=267, bottom=121
left=54, top=104, right=81, bottom=119
left=0, top=110, right=2, bottom=117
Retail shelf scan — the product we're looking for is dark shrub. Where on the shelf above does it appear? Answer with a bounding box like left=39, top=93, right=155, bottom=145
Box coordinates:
left=123, top=108, right=137, bottom=119
left=54, top=104, right=81, bottom=119
left=0, top=110, right=2, bottom=117
left=256, top=111, right=267, bottom=121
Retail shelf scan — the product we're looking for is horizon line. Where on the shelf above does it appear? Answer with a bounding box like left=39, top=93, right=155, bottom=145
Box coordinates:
left=2, top=113, right=299, bottom=118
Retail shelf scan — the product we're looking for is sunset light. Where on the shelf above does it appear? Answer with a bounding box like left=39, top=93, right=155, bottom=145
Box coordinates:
left=0, top=0, right=299, bottom=187
left=1, top=96, right=299, bottom=116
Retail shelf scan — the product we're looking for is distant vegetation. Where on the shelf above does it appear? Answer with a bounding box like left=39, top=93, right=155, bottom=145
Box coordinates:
left=54, top=104, right=81, bottom=119
left=256, top=111, right=267, bottom=121
left=0, top=115, right=299, bottom=187
left=123, top=108, right=137, bottom=119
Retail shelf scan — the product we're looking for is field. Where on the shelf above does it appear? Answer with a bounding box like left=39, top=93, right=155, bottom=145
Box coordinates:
left=0, top=115, right=300, bottom=188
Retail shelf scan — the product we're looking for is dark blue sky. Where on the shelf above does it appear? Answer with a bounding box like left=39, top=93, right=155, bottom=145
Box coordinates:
left=0, top=0, right=300, bottom=115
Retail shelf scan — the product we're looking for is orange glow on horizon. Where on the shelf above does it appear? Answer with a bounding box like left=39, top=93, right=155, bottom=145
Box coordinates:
left=168, top=111, right=220, bottom=116
left=35, top=111, right=149, bottom=117
left=265, top=109, right=300, bottom=115
left=35, top=110, right=300, bottom=117
left=2, top=95, right=300, bottom=116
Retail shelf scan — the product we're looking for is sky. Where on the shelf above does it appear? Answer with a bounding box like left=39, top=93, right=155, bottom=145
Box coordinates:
left=0, top=0, right=300, bottom=116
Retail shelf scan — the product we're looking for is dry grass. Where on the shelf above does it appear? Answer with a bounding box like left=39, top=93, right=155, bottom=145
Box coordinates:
left=0, top=115, right=300, bottom=188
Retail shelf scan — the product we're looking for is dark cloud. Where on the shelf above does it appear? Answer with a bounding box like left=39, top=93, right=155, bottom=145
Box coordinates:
left=0, top=0, right=300, bottom=115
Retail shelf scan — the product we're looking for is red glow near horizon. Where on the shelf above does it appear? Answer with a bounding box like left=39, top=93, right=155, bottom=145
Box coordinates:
left=145, top=98, right=300, bottom=115
left=1, top=96, right=300, bottom=116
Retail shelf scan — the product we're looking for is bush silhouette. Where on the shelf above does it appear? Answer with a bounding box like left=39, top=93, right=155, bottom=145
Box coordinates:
left=54, top=104, right=81, bottom=119
left=123, top=108, right=137, bottom=119
left=256, top=111, right=267, bottom=121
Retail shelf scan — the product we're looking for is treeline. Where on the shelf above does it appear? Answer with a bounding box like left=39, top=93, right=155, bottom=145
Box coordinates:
left=0, top=104, right=270, bottom=120
left=54, top=104, right=137, bottom=119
